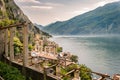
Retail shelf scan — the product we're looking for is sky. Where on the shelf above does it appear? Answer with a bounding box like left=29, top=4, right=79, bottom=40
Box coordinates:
left=14, top=0, right=120, bottom=26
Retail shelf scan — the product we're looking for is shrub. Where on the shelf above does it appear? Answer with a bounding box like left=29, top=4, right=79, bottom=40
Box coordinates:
left=28, top=44, right=34, bottom=51
left=70, top=55, right=78, bottom=63
left=57, top=47, right=62, bottom=53
left=0, top=61, right=25, bottom=80
left=79, top=64, right=92, bottom=80
left=13, top=37, right=23, bottom=55
left=0, top=19, right=14, bottom=27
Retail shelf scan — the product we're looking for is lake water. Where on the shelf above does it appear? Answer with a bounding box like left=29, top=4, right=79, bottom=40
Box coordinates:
left=51, top=35, right=120, bottom=76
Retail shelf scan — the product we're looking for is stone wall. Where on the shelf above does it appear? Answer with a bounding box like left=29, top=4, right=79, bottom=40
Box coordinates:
left=3, top=56, right=57, bottom=80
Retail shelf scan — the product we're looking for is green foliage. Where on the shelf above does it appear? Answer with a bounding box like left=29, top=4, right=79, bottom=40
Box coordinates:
left=0, top=10, right=3, bottom=15
left=0, top=19, right=14, bottom=27
left=60, top=64, right=92, bottom=80
left=79, top=64, right=92, bottom=80
left=60, top=64, right=78, bottom=78
left=63, top=75, right=71, bottom=80
left=28, top=44, right=34, bottom=51
left=70, top=55, right=78, bottom=63
left=57, top=47, right=62, bottom=53
left=0, top=61, right=25, bottom=80
left=60, top=67, right=68, bottom=75
left=14, top=37, right=23, bottom=55
left=65, top=64, right=78, bottom=72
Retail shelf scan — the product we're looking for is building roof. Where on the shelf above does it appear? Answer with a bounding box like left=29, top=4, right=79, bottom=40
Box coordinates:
left=37, top=52, right=57, bottom=60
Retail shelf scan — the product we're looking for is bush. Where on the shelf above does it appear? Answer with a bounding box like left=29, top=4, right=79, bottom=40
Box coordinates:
left=0, top=19, right=14, bottom=27
left=70, top=55, right=78, bottom=63
left=57, top=47, right=62, bottom=53
left=14, top=37, right=23, bottom=55
left=65, top=64, right=78, bottom=72
left=79, top=64, right=92, bottom=80
left=28, top=44, right=34, bottom=51
left=0, top=61, right=25, bottom=80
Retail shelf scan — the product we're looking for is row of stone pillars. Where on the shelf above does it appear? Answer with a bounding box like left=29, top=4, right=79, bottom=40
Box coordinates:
left=3, top=22, right=28, bottom=67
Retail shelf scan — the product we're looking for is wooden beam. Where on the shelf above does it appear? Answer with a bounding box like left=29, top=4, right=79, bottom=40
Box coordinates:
left=91, top=71, right=110, bottom=78
left=65, top=69, right=75, bottom=76
left=46, top=64, right=57, bottom=69
left=0, top=22, right=26, bottom=30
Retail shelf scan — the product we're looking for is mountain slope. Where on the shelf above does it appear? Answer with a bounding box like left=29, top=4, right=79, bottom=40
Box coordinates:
left=34, top=23, right=43, bottom=30
left=43, top=1, right=120, bottom=35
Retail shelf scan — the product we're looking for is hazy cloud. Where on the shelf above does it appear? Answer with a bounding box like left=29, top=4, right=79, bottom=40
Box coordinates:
left=31, top=6, right=53, bottom=9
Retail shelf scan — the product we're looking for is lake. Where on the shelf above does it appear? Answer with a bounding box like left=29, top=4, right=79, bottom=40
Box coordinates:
left=51, top=35, right=120, bottom=76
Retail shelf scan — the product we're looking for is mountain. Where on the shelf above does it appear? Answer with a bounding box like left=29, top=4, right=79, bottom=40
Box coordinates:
left=43, top=1, right=120, bottom=35
left=34, top=23, right=43, bottom=30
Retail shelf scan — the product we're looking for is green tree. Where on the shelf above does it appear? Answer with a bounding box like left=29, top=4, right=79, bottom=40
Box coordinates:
left=79, top=64, right=92, bottom=80
left=28, top=44, right=34, bottom=51
left=70, top=55, right=78, bottom=63
left=13, top=37, right=23, bottom=55
left=57, top=47, right=62, bottom=53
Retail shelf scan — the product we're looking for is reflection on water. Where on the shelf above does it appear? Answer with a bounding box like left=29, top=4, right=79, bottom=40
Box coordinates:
left=52, top=35, right=120, bottom=75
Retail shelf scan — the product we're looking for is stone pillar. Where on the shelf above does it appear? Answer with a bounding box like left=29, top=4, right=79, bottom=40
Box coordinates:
left=40, top=46, right=42, bottom=53
left=74, top=70, right=80, bottom=80
left=45, top=46, right=49, bottom=53
left=53, top=46, right=56, bottom=54
left=5, top=29, right=8, bottom=57
left=56, top=65, right=61, bottom=76
left=48, top=47, right=51, bottom=53
left=10, top=27, right=15, bottom=61
left=40, top=40, right=43, bottom=53
left=23, top=24, right=28, bottom=67
left=43, top=67, right=47, bottom=80
left=44, top=46, right=46, bottom=53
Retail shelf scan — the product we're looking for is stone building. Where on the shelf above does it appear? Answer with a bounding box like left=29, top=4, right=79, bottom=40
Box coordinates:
left=113, top=74, right=120, bottom=80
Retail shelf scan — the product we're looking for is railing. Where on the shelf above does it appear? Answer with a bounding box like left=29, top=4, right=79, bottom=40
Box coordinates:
left=0, top=76, right=4, bottom=80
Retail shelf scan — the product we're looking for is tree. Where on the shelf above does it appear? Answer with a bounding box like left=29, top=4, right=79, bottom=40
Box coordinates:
left=28, top=44, right=34, bottom=51
left=57, top=47, right=62, bottom=53
left=13, top=37, right=23, bottom=55
left=79, top=64, right=92, bottom=80
left=70, top=55, right=78, bottom=63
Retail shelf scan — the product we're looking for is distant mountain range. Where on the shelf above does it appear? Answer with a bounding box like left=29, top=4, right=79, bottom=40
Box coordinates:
left=43, top=1, right=120, bottom=35
left=34, top=23, right=43, bottom=30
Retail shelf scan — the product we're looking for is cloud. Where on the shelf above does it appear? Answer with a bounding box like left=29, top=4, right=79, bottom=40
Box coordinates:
left=95, top=0, right=120, bottom=7
left=31, top=6, right=53, bottom=9
left=16, top=0, right=40, bottom=3
left=96, top=1, right=106, bottom=7
left=44, top=2, right=63, bottom=7
left=71, top=8, right=90, bottom=15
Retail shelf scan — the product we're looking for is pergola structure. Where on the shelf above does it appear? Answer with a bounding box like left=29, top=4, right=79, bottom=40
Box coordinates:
left=0, top=22, right=29, bottom=67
